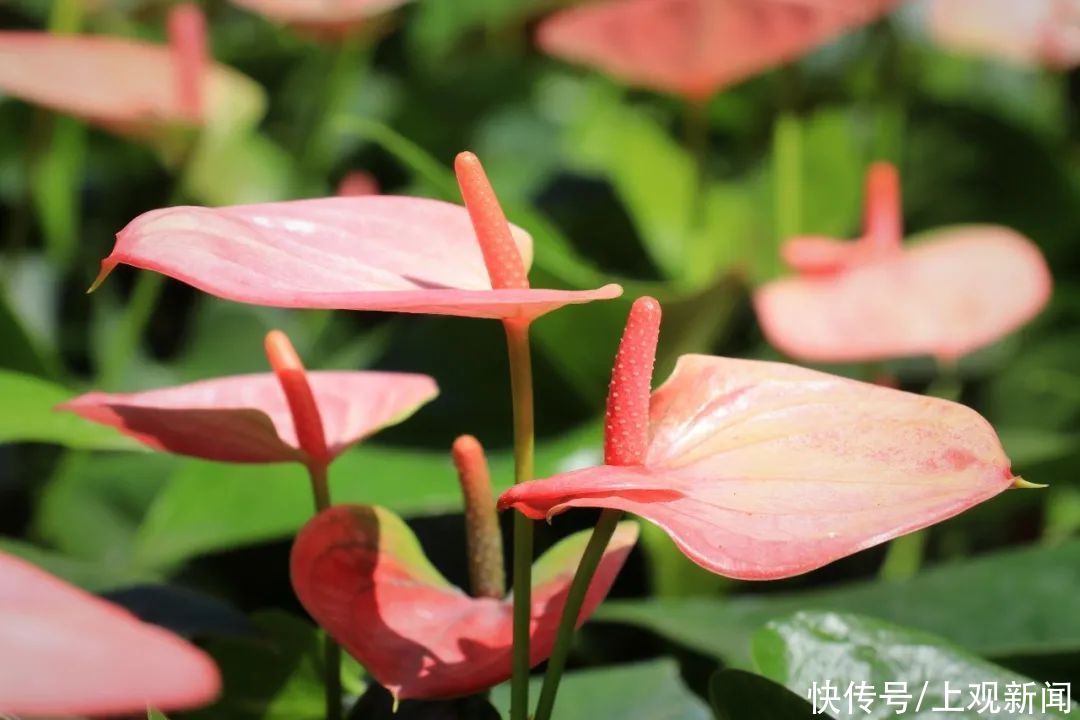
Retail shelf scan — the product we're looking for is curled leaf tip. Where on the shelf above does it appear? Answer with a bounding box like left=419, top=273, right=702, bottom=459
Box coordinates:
left=454, top=151, right=529, bottom=291
left=1011, top=476, right=1047, bottom=490
left=167, top=2, right=208, bottom=123
left=604, top=296, right=662, bottom=466
left=263, top=330, right=328, bottom=463
left=451, top=434, right=506, bottom=598
left=864, top=161, right=903, bottom=252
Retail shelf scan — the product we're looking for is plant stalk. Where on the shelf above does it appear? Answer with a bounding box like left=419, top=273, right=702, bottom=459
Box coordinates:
left=307, top=462, right=342, bottom=720
left=533, top=509, right=622, bottom=720
left=504, top=320, right=536, bottom=720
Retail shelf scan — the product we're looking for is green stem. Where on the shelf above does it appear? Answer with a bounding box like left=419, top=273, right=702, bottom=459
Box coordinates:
left=878, top=530, right=926, bottom=581
left=684, top=98, right=709, bottom=218
left=772, top=112, right=802, bottom=246
left=98, top=271, right=165, bottom=387
left=533, top=509, right=622, bottom=720
left=504, top=320, right=536, bottom=720
left=308, top=462, right=342, bottom=720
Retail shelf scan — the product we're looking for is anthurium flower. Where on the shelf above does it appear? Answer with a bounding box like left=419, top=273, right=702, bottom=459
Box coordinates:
left=93, top=154, right=621, bottom=321
left=290, top=505, right=638, bottom=699
left=59, top=332, right=437, bottom=465
left=0, top=551, right=220, bottom=716
left=928, top=0, right=1080, bottom=70
left=753, top=163, right=1052, bottom=363
left=230, top=0, right=411, bottom=36
left=537, top=0, right=901, bottom=101
left=0, top=4, right=257, bottom=140
left=337, top=170, right=380, bottom=197
left=499, top=296, right=1017, bottom=581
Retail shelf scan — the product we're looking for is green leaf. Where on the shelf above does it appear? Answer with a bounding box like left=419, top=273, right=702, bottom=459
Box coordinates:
left=490, top=659, right=710, bottom=720
left=754, top=612, right=1076, bottom=719
left=596, top=539, right=1080, bottom=666
left=191, top=610, right=365, bottom=720
left=29, top=115, right=85, bottom=270
left=0, top=370, right=140, bottom=450
left=709, top=669, right=816, bottom=720
left=35, top=452, right=171, bottom=568
left=133, top=423, right=603, bottom=568
left=0, top=538, right=153, bottom=592
left=0, top=286, right=60, bottom=379
left=148, top=710, right=169, bottom=720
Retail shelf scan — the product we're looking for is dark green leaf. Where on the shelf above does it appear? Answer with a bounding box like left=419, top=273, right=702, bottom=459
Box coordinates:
left=597, top=539, right=1080, bottom=666
left=754, top=612, right=1076, bottom=719
left=490, top=659, right=710, bottom=720
left=192, top=610, right=364, bottom=720
left=709, top=669, right=816, bottom=720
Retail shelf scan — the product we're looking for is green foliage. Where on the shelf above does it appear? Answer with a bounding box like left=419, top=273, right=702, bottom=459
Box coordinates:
left=597, top=539, right=1080, bottom=666
left=754, top=612, right=1077, bottom=719
left=192, top=611, right=366, bottom=720
left=490, top=660, right=710, bottom=720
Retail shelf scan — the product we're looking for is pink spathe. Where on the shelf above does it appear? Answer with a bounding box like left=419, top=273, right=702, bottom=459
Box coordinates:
left=0, top=552, right=220, bottom=716
left=928, top=0, right=1080, bottom=70
left=98, top=195, right=621, bottom=321
left=538, top=0, right=902, bottom=100
left=500, top=354, right=1014, bottom=580
left=60, top=370, right=437, bottom=464
left=290, top=505, right=638, bottom=699
left=754, top=163, right=1052, bottom=363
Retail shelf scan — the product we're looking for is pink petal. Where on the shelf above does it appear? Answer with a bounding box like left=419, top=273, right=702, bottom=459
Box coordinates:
left=0, top=552, right=220, bottom=716
left=230, top=0, right=411, bottom=28
left=537, top=0, right=901, bottom=100
left=928, top=0, right=1080, bottom=70
left=499, top=354, right=1015, bottom=581
left=0, top=32, right=248, bottom=136
left=59, top=371, right=438, bottom=464
left=754, top=226, right=1053, bottom=362
left=780, top=235, right=863, bottom=276
left=100, top=197, right=622, bottom=321
left=290, top=505, right=638, bottom=699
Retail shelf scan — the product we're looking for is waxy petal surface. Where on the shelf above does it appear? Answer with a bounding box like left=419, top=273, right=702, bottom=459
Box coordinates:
left=60, top=371, right=438, bottom=464
left=0, top=552, right=219, bottom=716
left=0, top=32, right=253, bottom=135
left=290, top=505, right=638, bottom=699
left=500, top=354, right=1014, bottom=580
left=755, top=226, right=1053, bottom=362
left=103, top=197, right=621, bottom=321
left=538, top=0, right=901, bottom=100
left=928, top=0, right=1080, bottom=70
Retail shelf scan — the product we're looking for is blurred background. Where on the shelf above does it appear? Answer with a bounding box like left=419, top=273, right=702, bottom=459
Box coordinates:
left=0, top=0, right=1078, bottom=717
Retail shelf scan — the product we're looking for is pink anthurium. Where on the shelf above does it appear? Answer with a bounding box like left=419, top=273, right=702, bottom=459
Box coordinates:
left=753, top=163, right=1052, bottom=363
left=337, top=170, right=380, bottom=197
left=0, top=4, right=252, bottom=140
left=93, top=152, right=621, bottom=321
left=928, top=0, right=1080, bottom=70
left=499, top=295, right=1017, bottom=581
left=229, top=0, right=412, bottom=36
left=0, top=551, right=220, bottom=717
left=290, top=440, right=639, bottom=700
left=537, top=0, right=902, bottom=101
left=59, top=330, right=438, bottom=466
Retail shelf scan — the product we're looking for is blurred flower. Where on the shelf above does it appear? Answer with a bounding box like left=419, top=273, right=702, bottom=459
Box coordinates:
left=337, top=171, right=380, bottom=197
left=229, top=0, right=411, bottom=37
left=499, top=294, right=1017, bottom=580
left=537, top=0, right=902, bottom=100
left=291, top=497, right=637, bottom=699
left=59, top=331, right=437, bottom=466
left=0, top=4, right=255, bottom=142
left=94, top=152, right=622, bottom=321
left=754, top=163, right=1052, bottom=363
left=927, top=0, right=1080, bottom=69
left=0, top=551, right=220, bottom=716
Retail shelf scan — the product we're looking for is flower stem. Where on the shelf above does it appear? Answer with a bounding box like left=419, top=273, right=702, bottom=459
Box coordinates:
left=684, top=97, right=709, bottom=217
left=533, top=509, right=622, bottom=720
left=307, top=462, right=341, bottom=720
left=504, top=320, right=535, bottom=720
